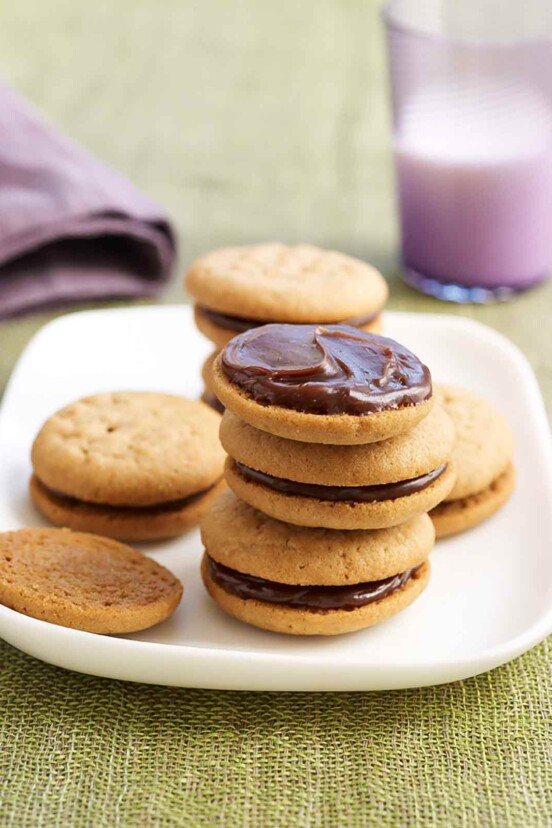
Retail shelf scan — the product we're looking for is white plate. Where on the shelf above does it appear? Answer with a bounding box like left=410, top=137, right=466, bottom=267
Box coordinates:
left=0, top=306, right=551, bottom=691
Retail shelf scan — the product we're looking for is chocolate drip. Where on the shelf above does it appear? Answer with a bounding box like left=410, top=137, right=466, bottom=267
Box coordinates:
left=221, top=324, right=432, bottom=415
left=198, top=305, right=381, bottom=334
left=207, top=555, right=419, bottom=611
left=235, top=462, right=447, bottom=503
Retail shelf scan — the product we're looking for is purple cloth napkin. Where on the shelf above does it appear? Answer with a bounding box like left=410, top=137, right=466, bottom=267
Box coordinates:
left=0, top=82, right=176, bottom=317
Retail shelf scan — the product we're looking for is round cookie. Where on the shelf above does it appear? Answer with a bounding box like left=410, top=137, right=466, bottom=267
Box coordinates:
left=200, top=490, right=433, bottom=635
left=221, top=406, right=455, bottom=529
left=202, top=490, right=435, bottom=584
left=0, top=528, right=183, bottom=633
left=30, top=475, right=227, bottom=542
left=185, top=243, right=388, bottom=336
left=430, top=463, right=515, bottom=538
left=437, top=384, right=514, bottom=501
left=213, top=325, right=434, bottom=445
left=31, top=392, right=225, bottom=540
left=220, top=404, right=453, bottom=483
left=429, top=384, right=515, bottom=537
left=202, top=556, right=430, bottom=636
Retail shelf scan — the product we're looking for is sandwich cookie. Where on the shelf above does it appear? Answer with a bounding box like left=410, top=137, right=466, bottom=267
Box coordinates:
left=0, top=528, right=183, bottom=634
left=185, top=243, right=387, bottom=349
left=31, top=392, right=225, bottom=541
left=220, top=406, right=455, bottom=528
left=212, top=323, right=434, bottom=444
left=200, top=351, right=225, bottom=414
left=429, top=384, right=515, bottom=537
left=200, top=491, right=433, bottom=635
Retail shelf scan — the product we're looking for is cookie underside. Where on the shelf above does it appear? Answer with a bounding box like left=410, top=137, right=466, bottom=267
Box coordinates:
left=201, top=556, right=430, bottom=635
left=30, top=475, right=226, bottom=541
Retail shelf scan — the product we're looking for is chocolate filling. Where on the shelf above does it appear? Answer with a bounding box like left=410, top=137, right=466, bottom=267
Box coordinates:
left=198, top=305, right=381, bottom=334
left=207, top=555, right=420, bottom=611
left=37, top=477, right=217, bottom=514
left=234, top=461, right=447, bottom=503
left=221, top=324, right=432, bottom=415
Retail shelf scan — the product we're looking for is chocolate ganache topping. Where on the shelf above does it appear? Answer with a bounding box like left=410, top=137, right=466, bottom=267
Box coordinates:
left=234, top=462, right=447, bottom=503
left=221, top=324, right=432, bottom=415
left=198, top=305, right=381, bottom=334
left=207, top=556, right=419, bottom=611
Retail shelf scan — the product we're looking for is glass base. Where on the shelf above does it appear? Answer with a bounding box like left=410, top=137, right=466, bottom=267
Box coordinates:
left=401, top=267, right=542, bottom=304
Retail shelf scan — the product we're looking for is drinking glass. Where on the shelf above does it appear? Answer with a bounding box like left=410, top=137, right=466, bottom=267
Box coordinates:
left=384, top=0, right=552, bottom=302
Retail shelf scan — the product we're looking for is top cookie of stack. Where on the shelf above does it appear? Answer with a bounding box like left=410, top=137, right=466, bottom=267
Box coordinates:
left=185, top=243, right=388, bottom=349
left=211, top=323, right=455, bottom=530
left=213, top=323, right=434, bottom=445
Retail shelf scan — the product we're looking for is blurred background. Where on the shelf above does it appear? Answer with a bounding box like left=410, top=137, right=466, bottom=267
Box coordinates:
left=3, top=0, right=394, bottom=265
left=1, top=0, right=551, bottom=404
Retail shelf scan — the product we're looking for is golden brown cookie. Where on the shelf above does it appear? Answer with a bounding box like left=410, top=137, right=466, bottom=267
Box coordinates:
left=30, top=475, right=226, bottom=542
left=220, top=405, right=454, bottom=527
left=185, top=243, right=388, bottom=329
left=212, top=325, right=434, bottom=445
left=200, top=490, right=433, bottom=635
left=429, top=385, right=515, bottom=537
left=202, top=490, right=435, bottom=583
left=202, top=555, right=430, bottom=636
left=31, top=392, right=225, bottom=540
left=436, top=384, right=514, bottom=500
left=225, top=457, right=454, bottom=530
left=430, top=463, right=516, bottom=538
left=0, top=528, right=183, bottom=633
left=220, top=406, right=454, bottom=485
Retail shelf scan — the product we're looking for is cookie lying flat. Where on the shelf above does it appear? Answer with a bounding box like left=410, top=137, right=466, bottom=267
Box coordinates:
left=429, top=384, right=515, bottom=537
left=0, top=528, right=182, bottom=633
left=200, top=490, right=433, bottom=635
left=31, top=392, right=225, bottom=541
left=185, top=243, right=387, bottom=349
left=212, top=324, right=434, bottom=444
left=221, top=407, right=455, bottom=528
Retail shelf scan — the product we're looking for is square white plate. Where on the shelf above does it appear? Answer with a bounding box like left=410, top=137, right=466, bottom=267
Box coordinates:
left=0, top=305, right=551, bottom=691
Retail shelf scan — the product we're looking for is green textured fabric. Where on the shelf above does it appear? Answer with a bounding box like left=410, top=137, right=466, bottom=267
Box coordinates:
left=1, top=637, right=551, bottom=827
left=1, top=0, right=551, bottom=824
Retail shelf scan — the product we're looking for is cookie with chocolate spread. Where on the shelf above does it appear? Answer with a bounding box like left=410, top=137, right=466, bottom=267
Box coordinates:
left=212, top=324, right=434, bottom=444
left=429, top=384, right=515, bottom=537
left=185, top=243, right=387, bottom=348
left=30, top=392, right=225, bottom=541
left=220, top=406, right=455, bottom=528
left=200, top=491, right=433, bottom=635
left=0, top=528, right=183, bottom=633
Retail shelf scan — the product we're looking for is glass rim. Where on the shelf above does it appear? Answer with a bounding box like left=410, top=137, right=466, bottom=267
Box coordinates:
left=381, top=0, right=552, bottom=47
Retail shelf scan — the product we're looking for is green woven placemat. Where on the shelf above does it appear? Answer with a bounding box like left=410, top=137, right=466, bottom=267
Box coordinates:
left=1, top=637, right=550, bottom=827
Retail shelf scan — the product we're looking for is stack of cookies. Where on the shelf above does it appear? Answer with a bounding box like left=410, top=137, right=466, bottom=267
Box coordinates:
left=184, top=242, right=388, bottom=414
left=200, top=322, right=457, bottom=636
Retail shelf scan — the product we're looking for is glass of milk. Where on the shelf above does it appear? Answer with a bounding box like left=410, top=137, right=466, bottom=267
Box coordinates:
left=384, top=0, right=552, bottom=302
